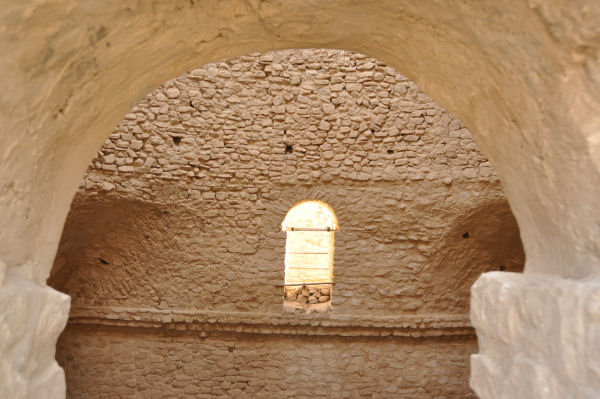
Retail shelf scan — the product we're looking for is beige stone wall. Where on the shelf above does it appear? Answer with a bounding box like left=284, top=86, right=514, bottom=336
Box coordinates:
left=58, top=325, right=477, bottom=399
left=51, top=50, right=523, bottom=315
left=1, top=2, right=599, bottom=398
left=50, top=50, right=524, bottom=398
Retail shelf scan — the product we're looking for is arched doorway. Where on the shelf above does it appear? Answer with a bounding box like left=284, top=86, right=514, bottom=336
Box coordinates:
left=49, top=49, right=524, bottom=398
left=1, top=3, right=598, bottom=398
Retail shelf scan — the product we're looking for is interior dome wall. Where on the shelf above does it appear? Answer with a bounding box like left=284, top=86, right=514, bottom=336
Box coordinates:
left=50, top=49, right=524, bottom=398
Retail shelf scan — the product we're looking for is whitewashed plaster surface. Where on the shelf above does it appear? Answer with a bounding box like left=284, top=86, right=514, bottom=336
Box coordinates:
left=0, top=1, right=599, bottom=398
left=0, top=269, right=70, bottom=398
left=471, top=273, right=600, bottom=399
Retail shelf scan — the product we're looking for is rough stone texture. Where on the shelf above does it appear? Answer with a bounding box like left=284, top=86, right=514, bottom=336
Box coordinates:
left=0, top=271, right=70, bottom=399
left=470, top=273, right=600, bottom=399
left=75, top=48, right=499, bottom=190
left=284, top=284, right=333, bottom=310
left=51, top=50, right=524, bottom=317
left=58, top=326, right=477, bottom=399
left=0, top=1, right=599, bottom=398
left=52, top=185, right=521, bottom=317
left=48, top=50, right=524, bottom=397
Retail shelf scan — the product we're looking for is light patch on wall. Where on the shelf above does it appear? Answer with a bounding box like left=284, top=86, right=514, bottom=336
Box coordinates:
left=282, top=201, right=338, bottom=286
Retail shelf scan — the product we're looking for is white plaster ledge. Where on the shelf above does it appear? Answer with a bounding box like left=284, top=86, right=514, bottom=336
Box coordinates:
left=470, top=272, right=600, bottom=399
left=0, top=270, right=70, bottom=399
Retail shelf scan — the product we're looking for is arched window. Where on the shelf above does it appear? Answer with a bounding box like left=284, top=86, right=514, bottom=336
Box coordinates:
left=281, top=201, right=338, bottom=307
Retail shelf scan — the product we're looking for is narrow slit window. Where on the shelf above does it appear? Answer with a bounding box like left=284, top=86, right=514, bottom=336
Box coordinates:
left=281, top=201, right=338, bottom=308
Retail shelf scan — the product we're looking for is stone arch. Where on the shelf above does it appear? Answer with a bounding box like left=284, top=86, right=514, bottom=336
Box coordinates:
left=52, top=48, right=503, bottom=317
left=1, top=2, right=599, bottom=398
left=282, top=200, right=339, bottom=232
left=2, top=2, right=599, bottom=282
left=50, top=49, right=515, bottom=397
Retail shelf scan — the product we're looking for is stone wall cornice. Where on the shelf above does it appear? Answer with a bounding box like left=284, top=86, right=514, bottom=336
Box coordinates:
left=67, top=306, right=474, bottom=338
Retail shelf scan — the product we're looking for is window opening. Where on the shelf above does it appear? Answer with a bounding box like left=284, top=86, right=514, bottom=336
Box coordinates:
left=281, top=201, right=338, bottom=310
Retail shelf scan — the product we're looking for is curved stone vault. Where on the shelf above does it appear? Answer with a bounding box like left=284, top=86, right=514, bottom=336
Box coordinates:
left=0, top=2, right=599, bottom=398
left=49, top=50, right=526, bottom=396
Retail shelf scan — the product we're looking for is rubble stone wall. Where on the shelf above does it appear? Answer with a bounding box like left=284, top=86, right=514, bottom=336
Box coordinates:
left=58, top=325, right=478, bottom=399
left=50, top=49, right=525, bottom=398
left=284, top=284, right=332, bottom=304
